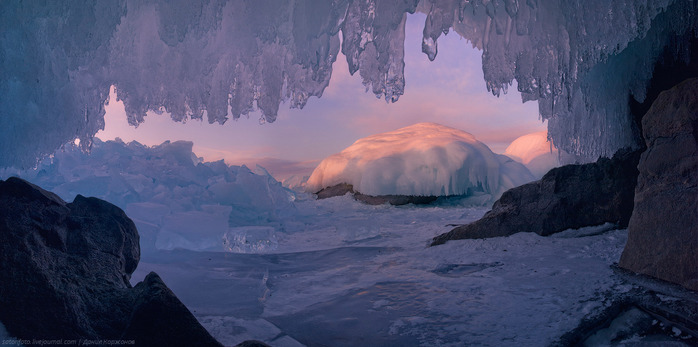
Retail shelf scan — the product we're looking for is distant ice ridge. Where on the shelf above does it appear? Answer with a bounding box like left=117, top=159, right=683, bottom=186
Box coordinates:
left=307, top=123, right=535, bottom=198
left=504, top=131, right=560, bottom=178
left=2, top=1, right=696, bottom=167
left=281, top=175, right=310, bottom=192
left=0, top=139, right=298, bottom=253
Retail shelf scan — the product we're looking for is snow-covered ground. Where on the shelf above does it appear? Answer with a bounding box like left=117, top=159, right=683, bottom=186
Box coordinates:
left=3, top=139, right=693, bottom=346
left=131, top=195, right=634, bottom=346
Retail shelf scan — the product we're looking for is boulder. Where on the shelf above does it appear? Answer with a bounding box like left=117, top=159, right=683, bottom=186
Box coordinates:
left=619, top=78, right=698, bottom=291
left=315, top=183, right=354, bottom=199
left=122, top=272, right=222, bottom=346
left=431, top=148, right=642, bottom=245
left=0, top=177, right=221, bottom=345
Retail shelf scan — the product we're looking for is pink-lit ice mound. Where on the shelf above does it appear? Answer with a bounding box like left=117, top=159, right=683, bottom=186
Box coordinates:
left=504, top=131, right=560, bottom=178
left=306, top=123, right=535, bottom=198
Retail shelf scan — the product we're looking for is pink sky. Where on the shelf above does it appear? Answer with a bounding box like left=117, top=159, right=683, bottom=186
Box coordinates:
left=96, top=13, right=545, bottom=180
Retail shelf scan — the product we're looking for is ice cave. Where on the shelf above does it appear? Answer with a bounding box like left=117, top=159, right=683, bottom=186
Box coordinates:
left=0, top=1, right=697, bottom=346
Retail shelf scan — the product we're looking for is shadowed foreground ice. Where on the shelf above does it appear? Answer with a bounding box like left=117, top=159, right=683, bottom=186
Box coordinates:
left=3, top=140, right=692, bottom=345
left=132, top=195, right=633, bottom=346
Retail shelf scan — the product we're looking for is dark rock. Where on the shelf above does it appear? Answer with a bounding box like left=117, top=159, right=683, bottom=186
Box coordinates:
left=315, top=183, right=438, bottom=206
left=619, top=78, right=698, bottom=291
left=0, top=177, right=221, bottom=345
left=431, top=148, right=642, bottom=245
left=353, top=192, right=438, bottom=206
left=0, top=177, right=138, bottom=339
left=122, top=272, right=222, bottom=346
left=315, top=183, right=355, bottom=199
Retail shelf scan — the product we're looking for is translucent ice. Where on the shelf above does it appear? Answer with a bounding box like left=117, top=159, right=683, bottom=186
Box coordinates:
left=131, top=200, right=642, bottom=346
left=2, top=0, right=696, bottom=166
left=0, top=139, right=298, bottom=252
left=223, top=226, right=279, bottom=254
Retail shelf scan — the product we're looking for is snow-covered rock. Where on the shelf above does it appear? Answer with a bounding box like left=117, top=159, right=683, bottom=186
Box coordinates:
left=306, top=123, right=535, bottom=199
left=504, top=131, right=560, bottom=178
left=432, top=148, right=642, bottom=245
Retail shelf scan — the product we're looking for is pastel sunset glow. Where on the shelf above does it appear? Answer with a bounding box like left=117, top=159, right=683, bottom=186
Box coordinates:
left=96, top=13, right=545, bottom=180
left=306, top=122, right=535, bottom=197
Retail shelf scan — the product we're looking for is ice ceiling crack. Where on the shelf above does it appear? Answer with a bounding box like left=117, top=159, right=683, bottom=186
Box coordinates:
left=1, top=0, right=696, bottom=168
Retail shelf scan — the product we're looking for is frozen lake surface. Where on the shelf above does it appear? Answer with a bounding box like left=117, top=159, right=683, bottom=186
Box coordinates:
left=132, top=195, right=633, bottom=346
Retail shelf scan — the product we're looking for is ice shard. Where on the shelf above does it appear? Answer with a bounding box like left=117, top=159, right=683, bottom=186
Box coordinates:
left=1, top=0, right=696, bottom=167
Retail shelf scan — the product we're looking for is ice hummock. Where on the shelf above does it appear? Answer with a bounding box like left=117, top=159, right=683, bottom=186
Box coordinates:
left=0, top=139, right=299, bottom=253
left=504, top=131, right=560, bottom=178
left=306, top=123, right=535, bottom=198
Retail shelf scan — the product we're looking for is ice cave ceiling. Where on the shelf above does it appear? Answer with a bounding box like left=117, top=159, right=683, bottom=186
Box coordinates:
left=1, top=0, right=696, bottom=168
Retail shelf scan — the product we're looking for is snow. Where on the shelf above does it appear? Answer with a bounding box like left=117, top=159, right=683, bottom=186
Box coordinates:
left=306, top=123, right=535, bottom=198
left=128, top=194, right=637, bottom=346
left=3, top=1, right=698, bottom=342
left=504, top=131, right=560, bottom=178
left=2, top=139, right=694, bottom=346
left=2, top=1, right=697, bottom=167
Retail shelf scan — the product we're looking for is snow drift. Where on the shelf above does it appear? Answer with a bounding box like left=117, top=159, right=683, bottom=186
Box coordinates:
left=504, top=131, right=560, bottom=178
left=306, top=123, right=535, bottom=198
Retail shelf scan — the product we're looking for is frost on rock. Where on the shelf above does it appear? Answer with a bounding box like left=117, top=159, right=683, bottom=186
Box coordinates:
left=2, top=0, right=697, bottom=166
left=0, top=139, right=298, bottom=252
left=306, top=122, right=535, bottom=198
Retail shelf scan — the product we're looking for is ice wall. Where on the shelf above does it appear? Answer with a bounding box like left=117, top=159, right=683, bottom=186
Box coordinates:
left=1, top=0, right=696, bottom=167
left=0, top=1, right=123, bottom=168
left=439, top=0, right=698, bottom=160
